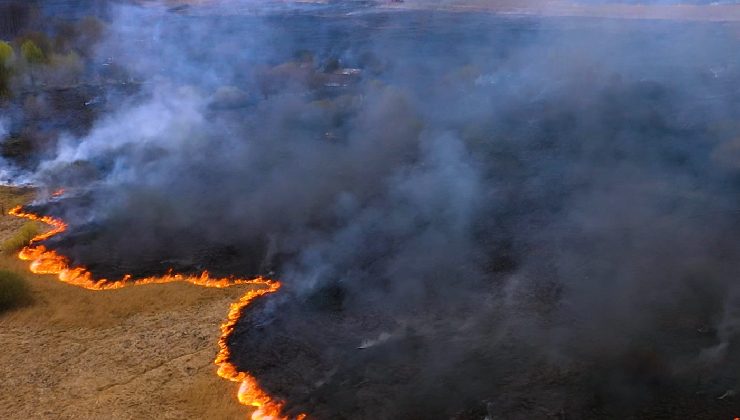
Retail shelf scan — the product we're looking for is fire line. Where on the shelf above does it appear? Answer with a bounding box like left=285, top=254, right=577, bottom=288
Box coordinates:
left=9, top=204, right=305, bottom=420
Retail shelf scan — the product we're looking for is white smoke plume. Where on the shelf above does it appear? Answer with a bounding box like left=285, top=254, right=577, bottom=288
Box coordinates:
left=12, top=1, right=740, bottom=418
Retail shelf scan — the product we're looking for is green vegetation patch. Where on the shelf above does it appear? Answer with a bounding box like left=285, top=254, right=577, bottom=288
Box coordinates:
left=1, top=221, right=39, bottom=255
left=0, top=41, right=13, bottom=64
left=0, top=270, right=31, bottom=312
left=0, top=40, right=13, bottom=97
left=20, top=39, right=45, bottom=65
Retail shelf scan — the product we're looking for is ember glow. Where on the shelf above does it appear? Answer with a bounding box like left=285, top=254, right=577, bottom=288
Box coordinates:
left=9, top=204, right=304, bottom=420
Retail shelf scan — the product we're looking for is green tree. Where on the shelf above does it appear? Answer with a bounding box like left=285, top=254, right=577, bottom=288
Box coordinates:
left=0, top=41, right=14, bottom=65
left=20, top=39, right=44, bottom=65
left=48, top=51, right=83, bottom=86
left=0, top=41, right=14, bottom=98
left=20, top=39, right=45, bottom=87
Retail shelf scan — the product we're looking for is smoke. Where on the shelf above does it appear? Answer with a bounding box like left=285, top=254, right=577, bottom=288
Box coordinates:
left=18, top=1, right=740, bottom=418
left=0, top=117, right=8, bottom=182
left=0, top=116, right=19, bottom=184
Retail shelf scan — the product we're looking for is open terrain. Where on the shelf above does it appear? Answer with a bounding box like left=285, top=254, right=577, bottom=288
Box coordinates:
left=0, top=187, right=246, bottom=419
left=159, top=0, right=740, bottom=22
left=380, top=1, right=740, bottom=22
left=2, top=2, right=740, bottom=418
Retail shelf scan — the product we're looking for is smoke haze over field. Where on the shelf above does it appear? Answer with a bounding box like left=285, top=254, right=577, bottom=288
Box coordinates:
left=8, top=1, right=740, bottom=418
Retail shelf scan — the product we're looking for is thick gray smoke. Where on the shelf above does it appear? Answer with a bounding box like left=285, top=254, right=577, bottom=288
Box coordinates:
left=0, top=117, right=11, bottom=183
left=16, top=1, right=740, bottom=418
left=0, top=116, right=25, bottom=184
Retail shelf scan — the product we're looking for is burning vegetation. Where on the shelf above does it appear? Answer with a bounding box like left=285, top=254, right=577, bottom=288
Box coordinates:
left=9, top=202, right=301, bottom=419
left=4, top=1, right=740, bottom=419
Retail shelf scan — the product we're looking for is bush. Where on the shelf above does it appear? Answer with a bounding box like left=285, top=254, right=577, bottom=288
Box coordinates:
left=0, top=41, right=14, bottom=65
left=47, top=51, right=83, bottom=85
left=0, top=40, right=13, bottom=97
left=1, top=221, right=39, bottom=254
left=0, top=65, right=10, bottom=98
left=20, top=39, right=44, bottom=65
left=0, top=270, right=30, bottom=312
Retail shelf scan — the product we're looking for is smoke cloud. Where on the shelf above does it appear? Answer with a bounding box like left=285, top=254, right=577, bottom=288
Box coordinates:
left=0, top=116, right=23, bottom=184
left=12, top=1, right=740, bottom=418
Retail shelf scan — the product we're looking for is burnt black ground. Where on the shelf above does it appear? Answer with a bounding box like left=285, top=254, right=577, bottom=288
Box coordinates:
left=14, top=6, right=740, bottom=419
left=229, top=287, right=740, bottom=419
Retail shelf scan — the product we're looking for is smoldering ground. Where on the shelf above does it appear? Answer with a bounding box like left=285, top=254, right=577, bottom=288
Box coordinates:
left=13, top=1, right=740, bottom=418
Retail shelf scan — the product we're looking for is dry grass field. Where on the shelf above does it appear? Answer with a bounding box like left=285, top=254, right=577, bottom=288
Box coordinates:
left=0, top=186, right=247, bottom=419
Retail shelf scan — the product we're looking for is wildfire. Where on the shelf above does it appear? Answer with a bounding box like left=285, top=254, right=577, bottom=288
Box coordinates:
left=8, top=204, right=305, bottom=420
left=215, top=281, right=306, bottom=420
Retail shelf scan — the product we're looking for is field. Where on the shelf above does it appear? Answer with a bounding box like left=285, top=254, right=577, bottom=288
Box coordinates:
left=381, top=0, right=740, bottom=22
left=3, top=1, right=740, bottom=418
left=0, top=187, right=246, bottom=419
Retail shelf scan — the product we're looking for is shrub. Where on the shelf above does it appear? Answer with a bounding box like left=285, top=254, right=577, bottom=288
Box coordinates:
left=0, top=270, right=30, bottom=312
left=20, top=39, right=44, bottom=65
left=0, top=66, right=10, bottom=98
left=1, top=221, right=39, bottom=254
left=0, top=41, right=13, bottom=97
left=47, top=51, right=83, bottom=85
left=0, top=41, right=14, bottom=65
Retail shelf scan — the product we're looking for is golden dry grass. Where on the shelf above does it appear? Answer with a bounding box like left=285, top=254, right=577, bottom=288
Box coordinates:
left=0, top=187, right=248, bottom=419
left=1, top=221, right=40, bottom=254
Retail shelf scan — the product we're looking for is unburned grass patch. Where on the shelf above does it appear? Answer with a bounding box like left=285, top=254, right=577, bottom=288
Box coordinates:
left=1, top=221, right=39, bottom=254
left=0, top=270, right=31, bottom=312
left=0, top=186, right=35, bottom=212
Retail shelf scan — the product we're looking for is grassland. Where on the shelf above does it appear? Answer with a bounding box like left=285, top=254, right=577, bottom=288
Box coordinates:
left=0, top=186, right=247, bottom=419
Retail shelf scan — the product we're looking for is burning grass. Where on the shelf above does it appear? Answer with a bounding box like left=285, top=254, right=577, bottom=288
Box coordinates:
left=8, top=203, right=305, bottom=420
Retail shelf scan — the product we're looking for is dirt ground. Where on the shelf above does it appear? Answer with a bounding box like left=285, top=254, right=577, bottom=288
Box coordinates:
left=0, top=187, right=248, bottom=419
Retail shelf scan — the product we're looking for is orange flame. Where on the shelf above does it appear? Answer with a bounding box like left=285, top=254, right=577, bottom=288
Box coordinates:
left=9, top=204, right=305, bottom=420
left=215, top=280, right=306, bottom=420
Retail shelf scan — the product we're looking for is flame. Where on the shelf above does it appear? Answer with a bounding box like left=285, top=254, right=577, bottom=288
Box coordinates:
left=215, top=281, right=306, bottom=420
left=8, top=204, right=306, bottom=420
